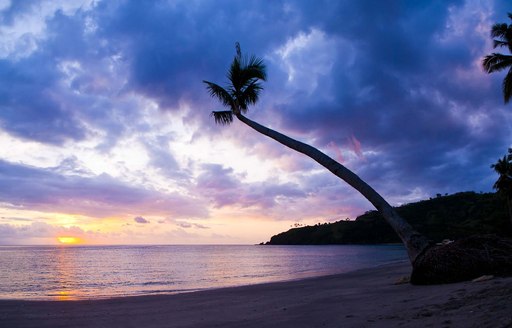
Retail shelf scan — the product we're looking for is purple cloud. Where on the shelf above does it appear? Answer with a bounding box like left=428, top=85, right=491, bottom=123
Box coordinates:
left=194, top=163, right=308, bottom=211
left=0, top=222, right=86, bottom=245
left=0, top=159, right=208, bottom=219
left=134, top=216, right=149, bottom=224
left=165, top=219, right=210, bottom=230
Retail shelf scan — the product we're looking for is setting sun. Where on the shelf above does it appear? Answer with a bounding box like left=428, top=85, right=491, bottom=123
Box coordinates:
left=57, top=236, right=81, bottom=245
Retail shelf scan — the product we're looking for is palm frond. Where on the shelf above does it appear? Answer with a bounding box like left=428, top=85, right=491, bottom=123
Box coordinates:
left=491, top=23, right=509, bottom=39
left=508, top=12, right=512, bottom=21
left=204, top=42, right=266, bottom=120
left=482, top=53, right=512, bottom=73
left=494, top=174, right=512, bottom=192
left=506, top=148, right=512, bottom=161
left=245, top=55, right=267, bottom=81
left=503, top=67, right=512, bottom=103
left=492, top=155, right=512, bottom=192
left=228, top=57, right=266, bottom=92
left=493, top=39, right=510, bottom=49
left=235, top=42, right=242, bottom=59
left=203, top=81, right=235, bottom=110
left=211, top=111, right=234, bottom=125
left=240, top=81, right=263, bottom=110
left=491, top=156, right=509, bottom=174
left=227, top=55, right=243, bottom=92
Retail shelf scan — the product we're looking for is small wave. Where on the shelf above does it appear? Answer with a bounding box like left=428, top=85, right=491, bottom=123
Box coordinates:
left=141, top=281, right=175, bottom=286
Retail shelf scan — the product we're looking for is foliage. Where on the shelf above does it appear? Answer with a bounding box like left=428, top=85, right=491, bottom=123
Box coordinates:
left=265, top=192, right=511, bottom=245
left=491, top=148, right=512, bottom=196
left=482, top=13, right=512, bottom=103
left=203, top=42, right=266, bottom=124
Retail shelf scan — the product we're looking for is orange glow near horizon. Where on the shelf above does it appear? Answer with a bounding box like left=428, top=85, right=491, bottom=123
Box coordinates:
left=57, top=236, right=82, bottom=245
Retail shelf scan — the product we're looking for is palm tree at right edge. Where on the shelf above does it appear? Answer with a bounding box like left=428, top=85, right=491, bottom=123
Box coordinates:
left=483, top=13, right=512, bottom=226
left=491, top=150, right=512, bottom=225
left=482, top=13, right=512, bottom=103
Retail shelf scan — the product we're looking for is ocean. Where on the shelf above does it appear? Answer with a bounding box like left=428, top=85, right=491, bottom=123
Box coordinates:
left=0, top=244, right=407, bottom=300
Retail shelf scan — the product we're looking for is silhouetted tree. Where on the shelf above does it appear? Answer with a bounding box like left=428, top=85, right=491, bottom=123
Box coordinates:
left=491, top=148, right=512, bottom=225
left=482, top=13, right=512, bottom=103
left=203, top=43, right=430, bottom=264
left=204, top=43, right=512, bottom=284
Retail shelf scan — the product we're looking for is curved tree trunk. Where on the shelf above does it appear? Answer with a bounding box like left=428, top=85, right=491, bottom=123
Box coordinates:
left=507, top=196, right=512, bottom=228
left=236, top=113, right=432, bottom=264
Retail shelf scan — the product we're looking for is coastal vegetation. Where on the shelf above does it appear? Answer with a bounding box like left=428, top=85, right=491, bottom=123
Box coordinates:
left=491, top=148, right=512, bottom=225
left=482, top=13, right=512, bottom=103
left=483, top=13, right=512, bottom=226
left=204, top=42, right=512, bottom=284
left=265, top=192, right=511, bottom=245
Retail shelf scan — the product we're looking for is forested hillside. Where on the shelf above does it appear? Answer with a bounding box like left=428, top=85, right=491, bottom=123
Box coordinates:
left=265, top=192, right=511, bottom=245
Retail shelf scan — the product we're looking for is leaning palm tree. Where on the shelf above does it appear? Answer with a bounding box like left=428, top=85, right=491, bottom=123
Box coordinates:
left=204, top=43, right=512, bottom=284
left=491, top=149, right=512, bottom=225
left=204, top=43, right=431, bottom=263
left=482, top=13, right=512, bottom=103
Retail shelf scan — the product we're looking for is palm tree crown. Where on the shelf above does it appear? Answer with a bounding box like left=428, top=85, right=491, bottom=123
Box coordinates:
left=203, top=43, right=267, bottom=125
left=482, top=13, right=512, bottom=103
left=491, top=148, right=512, bottom=194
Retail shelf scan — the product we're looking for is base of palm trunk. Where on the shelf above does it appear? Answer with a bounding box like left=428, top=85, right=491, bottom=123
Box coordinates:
left=410, top=234, right=512, bottom=285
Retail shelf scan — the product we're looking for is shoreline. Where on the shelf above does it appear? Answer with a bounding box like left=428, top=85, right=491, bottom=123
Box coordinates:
left=0, top=259, right=409, bottom=302
left=1, top=261, right=511, bottom=327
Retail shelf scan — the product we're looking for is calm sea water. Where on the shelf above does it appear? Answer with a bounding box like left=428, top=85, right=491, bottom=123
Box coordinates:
left=0, top=245, right=407, bottom=300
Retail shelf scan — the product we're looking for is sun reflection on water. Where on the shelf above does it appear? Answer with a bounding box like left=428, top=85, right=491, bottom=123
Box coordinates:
left=54, top=290, right=75, bottom=301
left=53, top=247, right=80, bottom=300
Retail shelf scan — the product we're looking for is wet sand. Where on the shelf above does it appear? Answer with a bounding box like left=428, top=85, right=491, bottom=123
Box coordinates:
left=1, top=261, right=511, bottom=327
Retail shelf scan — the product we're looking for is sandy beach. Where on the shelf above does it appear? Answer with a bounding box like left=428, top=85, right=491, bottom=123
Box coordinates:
left=0, top=261, right=511, bottom=328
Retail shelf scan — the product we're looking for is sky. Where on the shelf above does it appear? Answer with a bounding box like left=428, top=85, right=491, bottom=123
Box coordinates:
left=0, top=0, right=511, bottom=245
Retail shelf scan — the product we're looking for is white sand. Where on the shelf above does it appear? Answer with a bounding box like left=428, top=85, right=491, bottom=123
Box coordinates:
left=1, top=261, right=511, bottom=327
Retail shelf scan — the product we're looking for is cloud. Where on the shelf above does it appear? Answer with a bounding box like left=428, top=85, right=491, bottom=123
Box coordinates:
left=162, top=218, right=210, bottom=230
left=349, top=135, right=365, bottom=160
left=251, top=0, right=506, bottom=200
left=134, top=216, right=149, bottom=224
left=0, top=221, right=87, bottom=245
left=195, top=163, right=307, bottom=210
left=0, top=159, right=208, bottom=219
left=0, top=57, right=87, bottom=144
left=327, top=141, right=344, bottom=163
left=0, top=0, right=98, bottom=60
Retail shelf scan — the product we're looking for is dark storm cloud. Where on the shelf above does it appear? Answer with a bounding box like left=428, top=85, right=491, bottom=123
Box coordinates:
left=0, top=57, right=87, bottom=144
left=245, top=0, right=509, bottom=198
left=0, top=2, right=158, bottom=149
left=93, top=0, right=304, bottom=111
left=0, top=4, right=116, bottom=145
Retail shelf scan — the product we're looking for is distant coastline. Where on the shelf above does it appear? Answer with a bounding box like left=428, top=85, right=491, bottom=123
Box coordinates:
left=265, top=191, right=512, bottom=245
